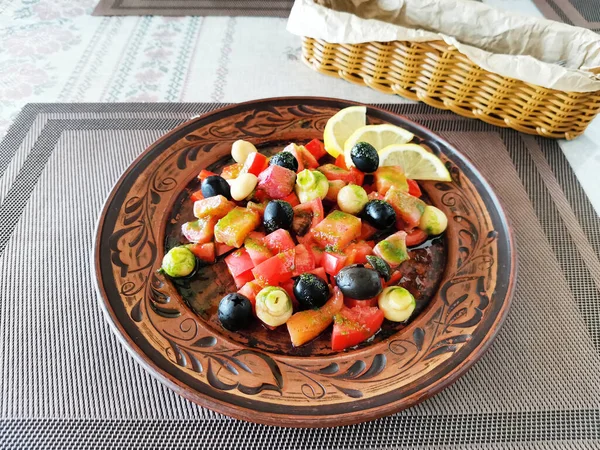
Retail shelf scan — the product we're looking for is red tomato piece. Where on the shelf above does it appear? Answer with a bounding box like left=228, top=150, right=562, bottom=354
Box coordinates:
left=344, top=296, right=379, bottom=308
left=181, top=217, right=216, bottom=244
left=263, top=229, right=295, bottom=254
left=282, top=192, right=300, bottom=207
left=198, top=169, right=217, bottom=181
left=407, top=179, right=422, bottom=198
left=187, top=242, right=215, bottom=263
left=220, top=163, right=243, bottom=180
left=373, top=230, right=409, bottom=269
left=384, top=186, right=426, bottom=229
left=299, top=146, right=319, bottom=169
left=237, top=280, right=262, bottom=312
left=359, top=222, right=378, bottom=240
left=257, top=165, right=296, bottom=199
left=345, top=241, right=374, bottom=266
left=225, top=248, right=255, bottom=277
left=350, top=167, right=365, bottom=185
left=214, top=207, right=260, bottom=248
left=242, top=152, right=268, bottom=176
left=385, top=270, right=402, bottom=287
left=292, top=198, right=325, bottom=236
left=331, top=306, right=385, bottom=351
left=292, top=244, right=316, bottom=277
left=244, top=235, right=272, bottom=266
left=375, top=166, right=409, bottom=195
left=325, top=180, right=347, bottom=203
left=363, top=184, right=374, bottom=195
left=405, top=228, right=428, bottom=247
left=304, top=139, right=327, bottom=160
left=251, top=249, right=295, bottom=286
left=193, top=195, right=235, bottom=219
left=307, top=267, right=328, bottom=281
left=283, top=144, right=305, bottom=173
left=287, top=288, right=343, bottom=347
left=311, top=211, right=361, bottom=250
left=233, top=269, right=255, bottom=289
left=322, top=251, right=347, bottom=276
left=317, top=164, right=356, bottom=183
left=215, top=242, right=235, bottom=256
left=335, top=154, right=348, bottom=170
left=281, top=279, right=300, bottom=311
left=190, top=190, right=204, bottom=202
left=251, top=189, right=269, bottom=203
left=246, top=201, right=267, bottom=218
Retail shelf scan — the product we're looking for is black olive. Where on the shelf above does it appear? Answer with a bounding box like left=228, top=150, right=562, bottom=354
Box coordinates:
left=201, top=175, right=231, bottom=200
left=366, top=255, right=392, bottom=282
left=263, top=200, right=294, bottom=233
left=351, top=142, right=379, bottom=173
left=293, top=273, right=330, bottom=309
left=362, top=199, right=396, bottom=229
left=218, top=293, right=253, bottom=331
left=335, top=265, right=383, bottom=300
left=270, top=152, right=299, bottom=172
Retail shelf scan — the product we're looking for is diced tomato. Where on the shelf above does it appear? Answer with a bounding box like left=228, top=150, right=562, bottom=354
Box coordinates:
left=214, top=207, right=260, bottom=248
left=309, top=245, right=325, bottom=265
left=233, top=269, right=255, bottom=289
left=242, top=152, right=268, bottom=176
left=257, top=164, right=296, bottom=199
left=405, top=228, right=428, bottom=247
left=282, top=192, right=300, bottom=207
left=384, top=187, right=426, bottom=229
left=193, top=195, right=235, bottom=219
left=187, top=242, right=215, bottom=263
left=307, top=267, right=328, bottom=281
left=373, top=230, right=409, bottom=269
left=225, top=248, right=255, bottom=277
left=304, top=139, right=327, bottom=160
left=215, top=242, right=235, bottom=256
left=251, top=189, right=269, bottom=203
left=350, top=167, right=365, bottom=185
left=345, top=241, right=374, bottom=266
left=375, top=166, right=409, bottom=196
left=247, top=231, right=266, bottom=240
left=344, top=296, right=379, bottom=308
left=283, top=143, right=305, bottom=173
left=322, top=251, right=347, bottom=276
left=181, top=217, right=216, bottom=244
left=251, top=249, right=295, bottom=286
left=263, top=229, right=295, bottom=254
left=292, top=244, right=315, bottom=276
left=363, top=184, right=374, bottom=195
left=298, top=146, right=319, bottom=169
left=198, top=169, right=217, bottom=181
left=331, top=306, right=385, bottom=351
left=247, top=201, right=267, bottom=218
left=286, top=287, right=343, bottom=347
left=325, top=180, right=347, bottom=202
left=359, top=222, right=378, bottom=240
left=317, top=164, right=356, bottom=183
left=368, top=191, right=383, bottom=201
left=244, top=235, right=273, bottom=266
left=238, top=280, right=262, bottom=311
left=190, top=190, right=204, bottom=202
left=281, top=279, right=300, bottom=311
left=335, top=154, right=348, bottom=170
left=385, top=270, right=402, bottom=287
left=407, top=179, right=422, bottom=198
left=311, top=211, right=361, bottom=250
left=220, top=163, right=243, bottom=180
left=292, top=198, right=324, bottom=236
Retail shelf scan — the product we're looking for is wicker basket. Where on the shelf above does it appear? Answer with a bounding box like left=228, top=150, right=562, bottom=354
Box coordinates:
left=302, top=37, right=600, bottom=139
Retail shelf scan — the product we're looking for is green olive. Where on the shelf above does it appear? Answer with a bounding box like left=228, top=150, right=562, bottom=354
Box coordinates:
left=378, top=286, right=415, bottom=322
left=418, top=205, right=448, bottom=235
left=337, top=184, right=368, bottom=215
left=255, top=286, right=293, bottom=327
left=295, top=169, right=329, bottom=204
left=161, top=247, right=196, bottom=278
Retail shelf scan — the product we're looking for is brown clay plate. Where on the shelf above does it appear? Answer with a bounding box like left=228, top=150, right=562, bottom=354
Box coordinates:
left=94, top=97, right=516, bottom=427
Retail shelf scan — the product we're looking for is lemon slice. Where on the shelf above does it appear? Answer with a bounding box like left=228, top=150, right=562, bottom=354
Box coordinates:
left=323, top=106, right=366, bottom=158
left=378, top=144, right=451, bottom=181
left=343, top=124, right=414, bottom=167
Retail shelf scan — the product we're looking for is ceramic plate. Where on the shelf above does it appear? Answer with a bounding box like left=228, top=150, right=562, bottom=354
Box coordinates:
left=94, top=97, right=516, bottom=427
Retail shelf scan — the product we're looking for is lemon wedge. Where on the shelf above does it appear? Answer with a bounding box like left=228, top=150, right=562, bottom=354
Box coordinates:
left=343, top=124, right=414, bottom=167
left=378, top=144, right=451, bottom=181
left=323, top=106, right=366, bottom=158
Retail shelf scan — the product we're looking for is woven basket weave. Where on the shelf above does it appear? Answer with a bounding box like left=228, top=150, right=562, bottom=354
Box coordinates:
left=302, top=37, right=600, bottom=139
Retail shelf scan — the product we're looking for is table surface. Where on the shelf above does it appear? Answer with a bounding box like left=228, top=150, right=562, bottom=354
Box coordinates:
left=0, top=0, right=598, bottom=214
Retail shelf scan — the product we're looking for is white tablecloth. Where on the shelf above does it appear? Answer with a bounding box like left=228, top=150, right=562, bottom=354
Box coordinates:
left=0, top=0, right=598, bottom=212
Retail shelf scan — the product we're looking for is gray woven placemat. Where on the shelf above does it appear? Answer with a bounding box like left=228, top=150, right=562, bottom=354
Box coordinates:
left=531, top=0, right=600, bottom=31
left=93, top=0, right=294, bottom=17
left=1, top=103, right=600, bottom=449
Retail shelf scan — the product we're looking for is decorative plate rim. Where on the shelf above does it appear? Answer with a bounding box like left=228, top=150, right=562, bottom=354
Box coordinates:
left=93, top=97, right=517, bottom=427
